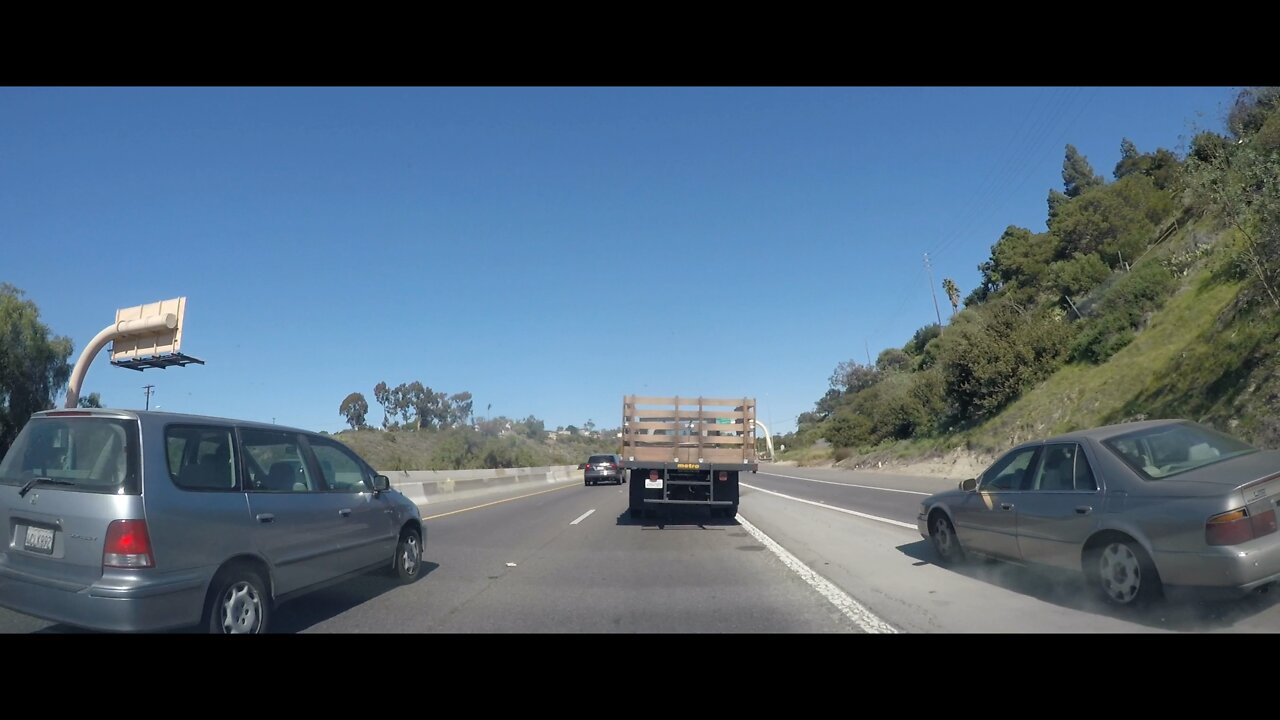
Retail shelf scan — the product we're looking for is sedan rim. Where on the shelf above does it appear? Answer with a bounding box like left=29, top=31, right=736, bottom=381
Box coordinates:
left=220, top=581, right=262, bottom=634
left=401, top=535, right=420, bottom=576
left=932, top=517, right=955, bottom=557
left=1099, top=543, right=1142, bottom=603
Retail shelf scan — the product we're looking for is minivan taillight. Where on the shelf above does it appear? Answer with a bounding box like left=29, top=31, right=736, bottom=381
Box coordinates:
left=1206, top=507, right=1278, bottom=546
left=104, top=519, right=154, bottom=568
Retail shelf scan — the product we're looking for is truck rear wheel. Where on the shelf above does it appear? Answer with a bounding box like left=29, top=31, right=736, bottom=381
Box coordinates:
left=628, top=468, right=646, bottom=518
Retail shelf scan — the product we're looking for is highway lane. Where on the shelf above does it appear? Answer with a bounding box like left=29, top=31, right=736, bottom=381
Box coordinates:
left=741, top=465, right=1280, bottom=632
left=9, top=462, right=1280, bottom=633
left=0, top=477, right=860, bottom=633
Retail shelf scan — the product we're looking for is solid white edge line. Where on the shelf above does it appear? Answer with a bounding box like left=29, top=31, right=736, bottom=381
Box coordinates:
left=570, top=508, right=596, bottom=525
left=741, top=482, right=918, bottom=529
left=735, top=513, right=898, bottom=634
left=759, top=472, right=931, bottom=496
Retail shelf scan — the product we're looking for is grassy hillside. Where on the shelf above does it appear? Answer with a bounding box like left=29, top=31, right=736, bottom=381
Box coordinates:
left=784, top=92, right=1280, bottom=469
left=783, top=207, right=1280, bottom=468
left=333, top=426, right=620, bottom=471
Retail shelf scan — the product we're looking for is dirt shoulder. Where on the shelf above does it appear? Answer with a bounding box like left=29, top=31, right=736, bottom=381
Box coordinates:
left=773, top=447, right=995, bottom=481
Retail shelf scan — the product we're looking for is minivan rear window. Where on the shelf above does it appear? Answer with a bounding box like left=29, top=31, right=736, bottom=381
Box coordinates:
left=0, top=417, right=141, bottom=494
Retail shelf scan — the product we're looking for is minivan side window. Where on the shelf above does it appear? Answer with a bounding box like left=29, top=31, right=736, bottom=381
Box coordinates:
left=240, top=428, right=320, bottom=492
left=166, top=425, right=239, bottom=491
left=309, top=438, right=372, bottom=493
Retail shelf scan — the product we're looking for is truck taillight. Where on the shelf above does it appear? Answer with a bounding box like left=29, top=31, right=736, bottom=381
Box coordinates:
left=649, top=470, right=659, bottom=481
left=104, top=519, right=154, bottom=568
left=718, top=471, right=728, bottom=482
left=1206, top=507, right=1278, bottom=546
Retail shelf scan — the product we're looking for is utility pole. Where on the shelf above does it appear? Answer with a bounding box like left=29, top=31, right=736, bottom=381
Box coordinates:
left=924, top=253, right=943, bottom=329
left=143, top=384, right=155, bottom=411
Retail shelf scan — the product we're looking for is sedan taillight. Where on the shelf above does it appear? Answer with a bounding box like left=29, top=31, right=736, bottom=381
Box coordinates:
left=1207, top=507, right=1278, bottom=546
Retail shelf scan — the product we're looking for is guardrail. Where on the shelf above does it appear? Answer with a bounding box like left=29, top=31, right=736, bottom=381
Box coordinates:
left=379, top=465, right=583, bottom=506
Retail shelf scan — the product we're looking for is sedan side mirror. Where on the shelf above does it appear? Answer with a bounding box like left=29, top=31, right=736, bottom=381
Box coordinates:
left=372, top=474, right=390, bottom=492
left=959, top=478, right=977, bottom=491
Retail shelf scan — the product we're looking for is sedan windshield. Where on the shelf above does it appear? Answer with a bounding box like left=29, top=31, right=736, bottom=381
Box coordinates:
left=1102, top=422, right=1257, bottom=480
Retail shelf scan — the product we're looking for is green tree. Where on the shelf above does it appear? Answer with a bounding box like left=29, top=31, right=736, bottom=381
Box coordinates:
left=447, top=391, right=473, bottom=428
left=1063, top=143, right=1105, bottom=198
left=1186, top=141, right=1280, bottom=309
left=829, top=360, right=880, bottom=394
left=941, top=278, right=960, bottom=317
left=1046, top=189, right=1070, bottom=231
left=1227, top=87, right=1280, bottom=140
left=813, top=388, right=843, bottom=419
left=975, top=225, right=1057, bottom=297
left=77, top=392, right=104, bottom=408
left=1114, top=138, right=1141, bottom=179
left=937, top=301, right=1074, bottom=422
left=373, top=381, right=392, bottom=428
left=518, top=414, right=545, bottom=439
left=875, top=348, right=912, bottom=373
left=1050, top=174, right=1175, bottom=267
left=339, top=392, right=369, bottom=430
left=0, top=285, right=73, bottom=453
left=1046, top=252, right=1112, bottom=300
left=902, top=323, right=942, bottom=357
left=824, top=411, right=873, bottom=448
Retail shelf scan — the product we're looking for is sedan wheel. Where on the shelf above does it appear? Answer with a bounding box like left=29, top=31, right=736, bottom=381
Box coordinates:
left=1094, top=540, right=1160, bottom=606
left=929, top=513, right=964, bottom=565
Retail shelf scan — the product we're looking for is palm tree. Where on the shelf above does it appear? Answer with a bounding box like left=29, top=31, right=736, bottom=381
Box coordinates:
left=942, top=278, right=961, bottom=318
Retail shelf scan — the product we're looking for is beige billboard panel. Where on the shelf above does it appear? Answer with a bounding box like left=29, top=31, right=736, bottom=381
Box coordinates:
left=109, top=297, right=186, bottom=362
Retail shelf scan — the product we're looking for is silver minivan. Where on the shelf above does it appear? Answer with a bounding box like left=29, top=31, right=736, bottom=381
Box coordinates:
left=0, top=408, right=425, bottom=633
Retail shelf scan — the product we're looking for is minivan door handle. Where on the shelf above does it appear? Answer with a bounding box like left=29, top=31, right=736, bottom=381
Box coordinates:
left=256, top=513, right=275, bottom=523
left=1075, top=505, right=1093, bottom=515
left=1000, top=503, right=1015, bottom=511
left=339, top=508, right=352, bottom=518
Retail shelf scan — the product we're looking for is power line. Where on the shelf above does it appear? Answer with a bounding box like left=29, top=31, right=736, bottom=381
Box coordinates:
left=924, top=253, right=943, bottom=328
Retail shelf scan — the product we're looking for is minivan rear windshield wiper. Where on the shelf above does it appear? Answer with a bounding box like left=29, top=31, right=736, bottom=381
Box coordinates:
left=19, top=477, right=76, bottom=497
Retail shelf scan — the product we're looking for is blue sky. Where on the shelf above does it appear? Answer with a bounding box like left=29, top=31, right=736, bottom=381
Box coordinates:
left=0, top=87, right=1237, bottom=434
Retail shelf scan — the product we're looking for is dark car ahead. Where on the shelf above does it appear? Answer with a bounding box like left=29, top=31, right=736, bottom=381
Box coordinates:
left=582, top=454, right=626, bottom=486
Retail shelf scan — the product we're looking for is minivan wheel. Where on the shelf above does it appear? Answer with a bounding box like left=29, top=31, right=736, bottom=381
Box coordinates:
left=929, top=513, right=964, bottom=565
left=1091, top=539, right=1161, bottom=607
left=392, top=529, right=422, bottom=584
left=208, top=569, right=270, bottom=634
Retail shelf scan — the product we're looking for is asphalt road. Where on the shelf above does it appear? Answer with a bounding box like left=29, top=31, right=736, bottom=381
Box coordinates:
left=6, top=464, right=1280, bottom=633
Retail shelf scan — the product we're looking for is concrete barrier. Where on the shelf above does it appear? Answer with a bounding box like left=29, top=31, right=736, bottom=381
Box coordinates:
left=378, top=464, right=585, bottom=507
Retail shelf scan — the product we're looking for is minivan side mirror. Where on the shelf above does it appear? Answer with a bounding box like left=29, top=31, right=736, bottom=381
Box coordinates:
left=959, top=478, right=977, bottom=491
left=372, top=474, right=390, bottom=492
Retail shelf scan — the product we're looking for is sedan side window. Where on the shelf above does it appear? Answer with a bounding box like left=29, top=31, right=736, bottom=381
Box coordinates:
left=1074, top=446, right=1098, bottom=491
left=980, top=447, right=1039, bottom=492
left=1031, top=443, right=1097, bottom=491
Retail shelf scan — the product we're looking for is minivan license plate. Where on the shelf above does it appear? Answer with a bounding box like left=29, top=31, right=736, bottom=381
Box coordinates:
left=24, top=526, right=54, bottom=554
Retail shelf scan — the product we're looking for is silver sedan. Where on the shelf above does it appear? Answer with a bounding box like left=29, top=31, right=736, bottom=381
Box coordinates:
left=917, top=419, right=1280, bottom=606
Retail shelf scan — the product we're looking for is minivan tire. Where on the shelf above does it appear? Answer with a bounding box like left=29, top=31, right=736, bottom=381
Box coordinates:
left=391, top=529, right=422, bottom=584
left=207, top=567, right=270, bottom=634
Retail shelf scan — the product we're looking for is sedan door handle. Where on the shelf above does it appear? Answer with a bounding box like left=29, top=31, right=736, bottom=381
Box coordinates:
left=1075, top=505, right=1093, bottom=515
left=339, top=508, right=352, bottom=518
left=256, top=513, right=275, bottom=524
left=1000, top=503, right=1015, bottom=511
